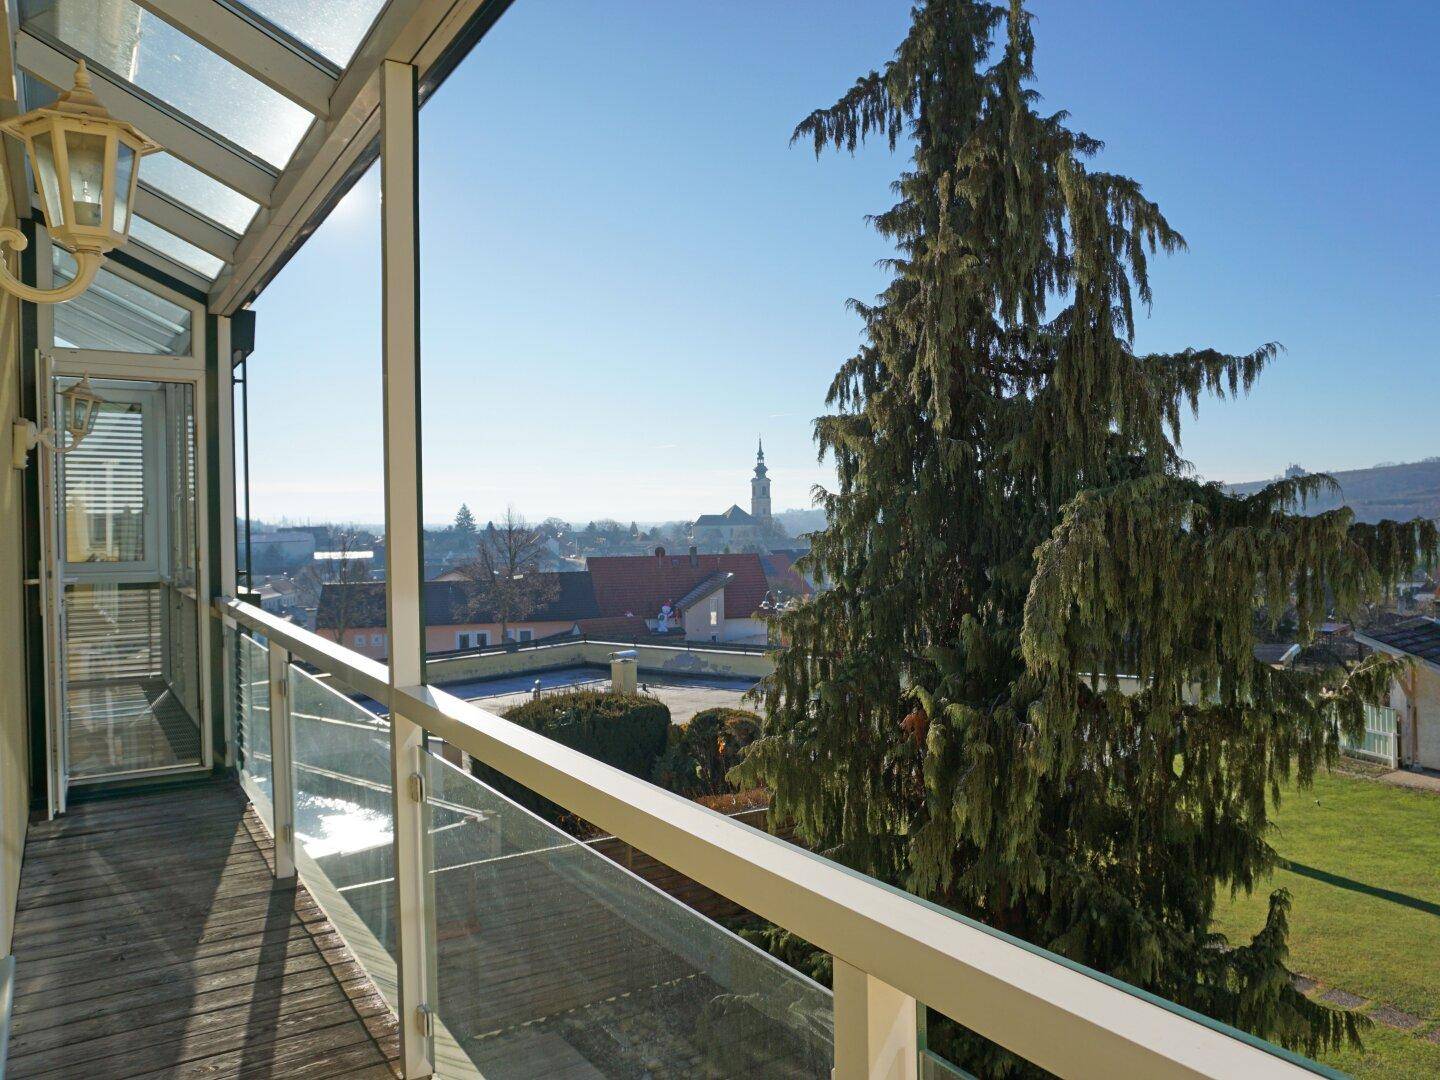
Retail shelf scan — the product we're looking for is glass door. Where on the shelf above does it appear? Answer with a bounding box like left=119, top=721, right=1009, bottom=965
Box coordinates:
left=51, top=375, right=206, bottom=785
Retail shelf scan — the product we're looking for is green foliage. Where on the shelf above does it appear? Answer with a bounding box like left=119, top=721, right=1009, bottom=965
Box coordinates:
left=733, top=1, right=1439, bottom=1073
left=650, top=707, right=761, bottom=797
left=453, top=503, right=477, bottom=536
left=480, top=691, right=670, bottom=825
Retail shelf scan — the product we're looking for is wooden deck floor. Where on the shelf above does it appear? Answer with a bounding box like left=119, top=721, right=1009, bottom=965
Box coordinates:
left=5, top=781, right=401, bottom=1079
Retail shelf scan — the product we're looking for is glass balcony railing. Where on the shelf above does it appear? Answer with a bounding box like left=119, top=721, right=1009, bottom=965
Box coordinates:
left=423, top=749, right=832, bottom=1076
left=218, top=598, right=1342, bottom=1079
left=228, top=624, right=272, bottom=810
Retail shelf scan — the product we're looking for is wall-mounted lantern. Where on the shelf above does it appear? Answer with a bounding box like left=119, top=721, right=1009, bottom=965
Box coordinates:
left=0, top=60, right=160, bottom=304
left=11, top=374, right=105, bottom=468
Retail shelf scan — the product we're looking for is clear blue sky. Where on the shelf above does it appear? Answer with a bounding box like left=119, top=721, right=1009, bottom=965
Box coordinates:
left=244, top=0, right=1440, bottom=526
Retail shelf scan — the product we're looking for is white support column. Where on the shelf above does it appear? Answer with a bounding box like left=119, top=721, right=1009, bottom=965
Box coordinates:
left=215, top=316, right=238, bottom=766
left=833, top=959, right=920, bottom=1080
left=380, top=57, right=434, bottom=1080
left=266, top=641, right=296, bottom=881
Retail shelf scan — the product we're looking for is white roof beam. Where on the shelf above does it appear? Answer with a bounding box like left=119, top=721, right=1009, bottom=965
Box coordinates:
left=210, top=0, right=505, bottom=314
left=129, top=0, right=336, bottom=118
left=133, top=185, right=239, bottom=262
left=118, top=238, right=213, bottom=293
left=17, top=30, right=277, bottom=206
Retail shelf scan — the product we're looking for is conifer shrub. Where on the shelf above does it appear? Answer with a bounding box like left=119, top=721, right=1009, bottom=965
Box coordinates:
left=650, top=706, right=762, bottom=797
left=475, top=690, right=670, bottom=826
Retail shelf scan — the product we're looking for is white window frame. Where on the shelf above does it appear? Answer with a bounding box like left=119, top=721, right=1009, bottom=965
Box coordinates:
left=34, top=231, right=214, bottom=808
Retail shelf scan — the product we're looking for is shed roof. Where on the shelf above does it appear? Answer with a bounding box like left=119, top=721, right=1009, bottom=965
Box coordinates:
left=1359, top=617, right=1440, bottom=666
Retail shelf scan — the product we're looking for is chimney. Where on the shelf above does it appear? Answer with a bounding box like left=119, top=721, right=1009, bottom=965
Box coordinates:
left=688, top=545, right=698, bottom=567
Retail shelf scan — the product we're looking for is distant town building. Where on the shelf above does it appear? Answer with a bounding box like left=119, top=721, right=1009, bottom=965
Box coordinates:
left=1356, top=618, right=1440, bottom=771
left=585, top=548, right=772, bottom=644
left=691, top=440, right=779, bottom=551
left=316, top=574, right=600, bottom=658
left=317, top=546, right=779, bottom=654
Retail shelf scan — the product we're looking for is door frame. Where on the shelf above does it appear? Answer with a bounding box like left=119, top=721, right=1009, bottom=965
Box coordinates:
left=33, top=234, right=214, bottom=810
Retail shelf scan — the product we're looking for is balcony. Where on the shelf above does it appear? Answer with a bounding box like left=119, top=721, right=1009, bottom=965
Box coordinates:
left=0, top=2, right=1378, bottom=1077
left=1, top=592, right=1347, bottom=1078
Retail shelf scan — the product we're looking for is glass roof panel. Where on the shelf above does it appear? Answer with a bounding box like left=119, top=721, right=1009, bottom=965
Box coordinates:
left=20, top=71, right=258, bottom=235
left=140, top=153, right=260, bottom=234
left=54, top=247, right=193, bottom=354
left=19, top=0, right=313, bottom=167
left=236, top=0, right=387, bottom=68
left=129, top=214, right=226, bottom=279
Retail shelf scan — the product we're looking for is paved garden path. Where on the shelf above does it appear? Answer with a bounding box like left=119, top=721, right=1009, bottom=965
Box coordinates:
left=1295, top=974, right=1440, bottom=1045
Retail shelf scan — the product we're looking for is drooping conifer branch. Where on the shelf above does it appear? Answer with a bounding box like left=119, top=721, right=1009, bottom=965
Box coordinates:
left=734, top=0, right=1438, bottom=1073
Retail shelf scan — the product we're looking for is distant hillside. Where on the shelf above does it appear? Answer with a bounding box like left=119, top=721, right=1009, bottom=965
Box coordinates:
left=775, top=508, right=828, bottom=537
left=1226, top=459, right=1440, bottom=523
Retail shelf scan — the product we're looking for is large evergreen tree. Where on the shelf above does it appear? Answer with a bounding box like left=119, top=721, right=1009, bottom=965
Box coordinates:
left=734, top=1, right=1437, bottom=1071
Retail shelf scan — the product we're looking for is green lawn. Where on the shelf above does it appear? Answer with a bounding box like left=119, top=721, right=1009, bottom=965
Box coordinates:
left=1211, top=768, right=1440, bottom=1077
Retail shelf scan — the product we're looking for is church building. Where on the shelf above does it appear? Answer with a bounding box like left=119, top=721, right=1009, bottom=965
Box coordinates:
left=690, top=440, right=776, bottom=551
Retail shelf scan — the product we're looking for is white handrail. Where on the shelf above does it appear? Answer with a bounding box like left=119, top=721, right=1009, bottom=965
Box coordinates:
left=216, top=596, right=1328, bottom=1080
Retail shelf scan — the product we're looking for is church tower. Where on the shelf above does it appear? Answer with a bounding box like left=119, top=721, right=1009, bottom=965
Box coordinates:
left=751, top=438, right=772, bottom=520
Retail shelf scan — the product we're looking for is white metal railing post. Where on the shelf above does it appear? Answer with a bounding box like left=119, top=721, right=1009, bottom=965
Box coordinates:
left=381, top=56, right=435, bottom=1079
left=266, top=640, right=296, bottom=880
left=832, top=959, right=919, bottom=1080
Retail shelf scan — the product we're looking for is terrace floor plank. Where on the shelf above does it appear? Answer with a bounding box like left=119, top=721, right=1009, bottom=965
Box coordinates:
left=8, top=780, right=400, bottom=1079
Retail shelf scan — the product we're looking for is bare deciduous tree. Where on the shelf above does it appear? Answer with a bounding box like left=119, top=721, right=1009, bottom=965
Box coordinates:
left=457, top=508, right=559, bottom=642
left=302, top=525, right=372, bottom=643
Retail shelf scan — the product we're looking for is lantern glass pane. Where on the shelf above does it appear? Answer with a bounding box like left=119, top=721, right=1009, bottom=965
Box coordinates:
left=32, top=129, right=63, bottom=227
left=113, top=141, right=135, bottom=233
left=65, top=129, right=108, bottom=228
left=69, top=396, right=90, bottom=436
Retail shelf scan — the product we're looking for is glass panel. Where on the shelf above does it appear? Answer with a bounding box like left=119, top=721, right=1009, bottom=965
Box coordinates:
left=53, top=246, right=193, bottom=355
left=423, top=751, right=833, bottom=1077
left=20, top=0, right=313, bottom=167
left=237, top=0, right=386, bottom=68
left=128, top=214, right=225, bottom=278
left=61, top=392, right=146, bottom=563
left=289, top=664, right=399, bottom=985
left=64, top=128, right=106, bottom=227
left=140, top=152, right=258, bottom=233
left=111, top=140, right=134, bottom=232
left=63, top=581, right=202, bottom=778
left=919, top=1006, right=978, bottom=1079
left=231, top=626, right=273, bottom=810
left=920, top=1050, right=975, bottom=1080
left=32, top=129, right=62, bottom=226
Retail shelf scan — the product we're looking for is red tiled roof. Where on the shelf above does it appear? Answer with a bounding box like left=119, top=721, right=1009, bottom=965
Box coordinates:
left=759, top=551, right=813, bottom=597
left=586, top=552, right=770, bottom=620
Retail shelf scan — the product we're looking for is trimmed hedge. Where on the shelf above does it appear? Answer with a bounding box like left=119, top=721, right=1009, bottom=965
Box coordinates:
left=474, top=690, right=671, bottom=827
left=651, top=706, right=761, bottom=797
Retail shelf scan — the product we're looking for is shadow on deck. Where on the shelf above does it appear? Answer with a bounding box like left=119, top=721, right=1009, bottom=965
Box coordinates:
left=5, top=780, right=400, bottom=1079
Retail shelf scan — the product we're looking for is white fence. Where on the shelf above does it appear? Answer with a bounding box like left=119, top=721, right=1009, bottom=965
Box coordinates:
left=1340, top=703, right=1399, bottom=769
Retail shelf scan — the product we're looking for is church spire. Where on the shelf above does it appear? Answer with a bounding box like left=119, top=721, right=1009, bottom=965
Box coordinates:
left=751, top=436, right=771, bottom=519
